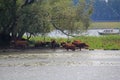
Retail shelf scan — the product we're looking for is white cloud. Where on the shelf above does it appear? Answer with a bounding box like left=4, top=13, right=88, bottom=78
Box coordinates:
left=105, top=0, right=108, bottom=3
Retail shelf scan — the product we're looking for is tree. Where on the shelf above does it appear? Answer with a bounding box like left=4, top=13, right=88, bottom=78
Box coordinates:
left=0, top=0, right=93, bottom=47
left=17, top=1, right=52, bottom=40
left=0, top=0, right=35, bottom=47
left=45, top=0, right=93, bottom=37
left=75, top=0, right=93, bottom=30
left=0, top=0, right=17, bottom=47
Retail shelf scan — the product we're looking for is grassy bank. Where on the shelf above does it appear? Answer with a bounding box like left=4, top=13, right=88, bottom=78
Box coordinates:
left=28, top=35, right=120, bottom=50
left=74, top=35, right=120, bottom=50
left=23, top=21, right=120, bottom=50
left=90, top=22, right=120, bottom=29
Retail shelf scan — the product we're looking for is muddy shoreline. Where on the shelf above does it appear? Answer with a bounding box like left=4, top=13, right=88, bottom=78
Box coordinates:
left=0, top=48, right=119, bottom=54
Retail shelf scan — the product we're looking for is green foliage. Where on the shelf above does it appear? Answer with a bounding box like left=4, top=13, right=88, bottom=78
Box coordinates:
left=0, top=0, right=93, bottom=47
left=75, top=0, right=93, bottom=30
left=0, top=0, right=16, bottom=34
left=45, top=0, right=93, bottom=35
left=0, top=0, right=17, bottom=47
left=16, top=0, right=54, bottom=39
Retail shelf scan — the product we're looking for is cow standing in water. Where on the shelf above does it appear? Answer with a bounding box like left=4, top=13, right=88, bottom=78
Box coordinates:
left=15, top=40, right=28, bottom=48
left=61, top=42, right=76, bottom=51
left=35, top=41, right=46, bottom=48
left=51, top=39, right=60, bottom=49
left=72, top=40, right=89, bottom=51
left=11, top=38, right=29, bottom=49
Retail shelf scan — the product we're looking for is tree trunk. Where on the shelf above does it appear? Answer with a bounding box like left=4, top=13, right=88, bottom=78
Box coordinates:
left=0, top=32, right=11, bottom=47
left=26, top=33, right=32, bottom=40
left=17, top=32, right=25, bottom=39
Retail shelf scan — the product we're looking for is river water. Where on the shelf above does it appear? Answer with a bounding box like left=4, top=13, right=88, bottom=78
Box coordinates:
left=47, top=29, right=120, bottom=37
left=48, top=29, right=100, bottom=37
left=0, top=49, right=120, bottom=80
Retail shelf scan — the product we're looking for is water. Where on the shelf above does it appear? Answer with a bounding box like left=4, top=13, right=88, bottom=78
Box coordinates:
left=24, top=29, right=120, bottom=38
left=1, top=66, right=120, bottom=80
left=0, top=49, right=120, bottom=80
left=48, top=29, right=120, bottom=38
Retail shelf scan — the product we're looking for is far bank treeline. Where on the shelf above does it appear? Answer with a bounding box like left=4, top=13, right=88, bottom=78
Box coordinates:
left=0, top=0, right=93, bottom=47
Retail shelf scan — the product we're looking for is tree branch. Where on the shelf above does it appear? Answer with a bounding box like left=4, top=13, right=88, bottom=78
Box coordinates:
left=51, top=21, right=76, bottom=37
left=21, top=0, right=35, bottom=8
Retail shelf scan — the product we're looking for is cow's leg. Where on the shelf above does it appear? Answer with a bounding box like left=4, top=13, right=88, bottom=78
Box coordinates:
left=79, top=47, right=81, bottom=51
left=67, top=48, right=69, bottom=51
left=72, top=48, right=75, bottom=51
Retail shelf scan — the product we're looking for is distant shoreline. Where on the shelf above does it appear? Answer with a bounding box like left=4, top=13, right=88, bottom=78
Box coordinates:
left=91, top=20, right=120, bottom=22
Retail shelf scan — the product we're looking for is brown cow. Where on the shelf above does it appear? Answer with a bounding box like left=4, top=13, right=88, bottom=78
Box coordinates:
left=51, top=39, right=60, bottom=49
left=73, top=40, right=81, bottom=42
left=72, top=41, right=89, bottom=51
left=72, top=40, right=81, bottom=45
left=13, top=40, right=28, bottom=49
left=35, top=41, right=46, bottom=48
left=61, top=42, right=76, bottom=51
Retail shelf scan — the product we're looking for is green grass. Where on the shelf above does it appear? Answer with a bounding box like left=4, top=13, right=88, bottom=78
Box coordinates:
left=24, top=21, right=120, bottom=50
left=89, top=22, right=120, bottom=29
left=27, top=35, right=120, bottom=50
left=77, top=36, right=120, bottom=50
left=74, top=36, right=103, bottom=49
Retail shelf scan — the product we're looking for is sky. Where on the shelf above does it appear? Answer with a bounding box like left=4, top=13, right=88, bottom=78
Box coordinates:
left=105, top=0, right=108, bottom=3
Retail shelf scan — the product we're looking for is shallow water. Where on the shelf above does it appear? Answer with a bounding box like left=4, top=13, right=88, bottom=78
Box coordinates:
left=0, top=49, right=120, bottom=80
left=48, top=29, right=120, bottom=37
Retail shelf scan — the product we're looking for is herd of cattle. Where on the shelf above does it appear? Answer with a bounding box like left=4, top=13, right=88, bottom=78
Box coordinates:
left=10, top=39, right=89, bottom=51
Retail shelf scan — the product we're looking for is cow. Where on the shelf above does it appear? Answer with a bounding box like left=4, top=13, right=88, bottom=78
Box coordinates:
left=11, top=40, right=29, bottom=49
left=61, top=42, right=76, bottom=51
left=50, top=39, right=60, bottom=49
left=72, top=40, right=81, bottom=45
left=35, top=41, right=46, bottom=48
left=72, top=41, right=89, bottom=51
left=35, top=40, right=60, bottom=49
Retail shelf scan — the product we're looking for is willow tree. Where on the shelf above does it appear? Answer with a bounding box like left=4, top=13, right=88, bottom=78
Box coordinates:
left=0, top=0, right=17, bottom=46
left=44, top=0, right=93, bottom=36
left=75, top=0, right=93, bottom=30
left=18, top=0, right=93, bottom=39
left=0, top=0, right=48, bottom=46
left=0, top=0, right=93, bottom=47
left=17, top=2, right=51, bottom=40
left=0, top=0, right=38, bottom=47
